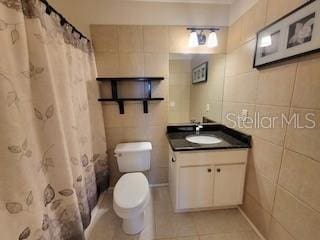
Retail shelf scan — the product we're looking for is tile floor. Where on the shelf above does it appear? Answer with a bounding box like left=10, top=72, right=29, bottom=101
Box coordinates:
left=85, top=187, right=261, bottom=240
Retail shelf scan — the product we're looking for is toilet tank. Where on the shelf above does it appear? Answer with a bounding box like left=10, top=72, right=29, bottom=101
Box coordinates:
left=114, top=142, right=152, bottom=173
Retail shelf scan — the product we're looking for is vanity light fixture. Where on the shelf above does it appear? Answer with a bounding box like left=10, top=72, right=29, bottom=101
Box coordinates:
left=260, top=35, right=272, bottom=47
left=188, top=30, right=199, bottom=48
left=187, top=27, right=219, bottom=48
left=207, top=31, right=218, bottom=48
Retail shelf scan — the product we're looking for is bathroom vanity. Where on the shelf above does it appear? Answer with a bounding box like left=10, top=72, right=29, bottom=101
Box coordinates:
left=167, top=124, right=251, bottom=212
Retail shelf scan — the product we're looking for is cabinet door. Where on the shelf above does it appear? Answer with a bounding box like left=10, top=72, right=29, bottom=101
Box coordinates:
left=179, top=165, right=214, bottom=209
left=213, top=164, right=246, bottom=207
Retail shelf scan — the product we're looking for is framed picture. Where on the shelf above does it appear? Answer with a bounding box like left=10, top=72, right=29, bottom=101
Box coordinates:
left=253, top=0, right=320, bottom=68
left=192, top=62, right=208, bottom=84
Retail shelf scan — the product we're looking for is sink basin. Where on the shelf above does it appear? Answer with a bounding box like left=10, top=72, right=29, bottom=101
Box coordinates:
left=186, top=135, right=222, bottom=145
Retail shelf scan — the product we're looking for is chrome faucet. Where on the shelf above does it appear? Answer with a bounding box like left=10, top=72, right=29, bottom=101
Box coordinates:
left=195, top=123, right=203, bottom=135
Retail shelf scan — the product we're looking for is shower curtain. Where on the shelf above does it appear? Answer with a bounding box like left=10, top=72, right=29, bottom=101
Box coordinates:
left=0, top=0, right=108, bottom=239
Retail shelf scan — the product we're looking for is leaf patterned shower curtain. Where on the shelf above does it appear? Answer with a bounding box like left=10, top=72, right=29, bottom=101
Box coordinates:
left=0, top=0, right=108, bottom=239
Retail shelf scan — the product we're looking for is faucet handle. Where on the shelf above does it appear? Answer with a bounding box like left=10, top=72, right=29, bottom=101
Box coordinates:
left=195, top=125, right=203, bottom=131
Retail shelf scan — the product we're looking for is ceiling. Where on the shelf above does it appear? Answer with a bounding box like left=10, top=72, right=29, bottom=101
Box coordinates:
left=120, top=0, right=236, bottom=4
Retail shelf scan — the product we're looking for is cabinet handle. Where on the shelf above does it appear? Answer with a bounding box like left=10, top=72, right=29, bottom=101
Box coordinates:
left=207, top=168, right=212, bottom=172
left=217, top=168, right=221, bottom=173
left=171, top=157, right=176, bottom=163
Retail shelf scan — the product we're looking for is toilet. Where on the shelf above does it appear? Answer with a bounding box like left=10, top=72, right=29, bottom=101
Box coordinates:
left=113, top=142, right=152, bottom=235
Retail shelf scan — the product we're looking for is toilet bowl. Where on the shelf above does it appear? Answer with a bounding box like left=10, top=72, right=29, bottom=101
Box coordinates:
left=113, top=142, right=152, bottom=234
left=113, top=172, right=150, bottom=234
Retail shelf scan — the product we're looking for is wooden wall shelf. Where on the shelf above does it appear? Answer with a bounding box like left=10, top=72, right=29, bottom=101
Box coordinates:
left=97, top=77, right=165, bottom=114
left=97, top=77, right=164, bottom=82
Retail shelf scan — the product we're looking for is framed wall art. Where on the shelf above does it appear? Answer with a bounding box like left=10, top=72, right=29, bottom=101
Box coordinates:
left=253, top=0, right=320, bottom=68
left=192, top=61, right=208, bottom=84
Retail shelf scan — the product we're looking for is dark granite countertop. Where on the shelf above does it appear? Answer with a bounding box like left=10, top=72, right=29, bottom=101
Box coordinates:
left=167, top=124, right=251, bottom=151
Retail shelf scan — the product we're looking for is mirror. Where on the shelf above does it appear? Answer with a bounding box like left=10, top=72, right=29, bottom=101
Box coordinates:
left=168, top=53, right=226, bottom=124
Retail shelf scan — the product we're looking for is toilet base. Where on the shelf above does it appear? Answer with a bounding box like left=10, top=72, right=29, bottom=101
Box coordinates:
left=122, top=211, right=145, bottom=235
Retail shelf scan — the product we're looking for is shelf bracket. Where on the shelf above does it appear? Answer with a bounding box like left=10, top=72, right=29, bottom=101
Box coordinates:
left=111, top=80, right=118, bottom=99
left=118, top=100, right=124, bottom=114
left=143, top=100, right=148, bottom=114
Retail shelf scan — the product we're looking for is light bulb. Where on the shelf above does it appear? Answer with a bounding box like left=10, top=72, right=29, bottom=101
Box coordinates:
left=207, top=31, right=218, bottom=48
left=260, top=35, right=272, bottom=47
left=188, top=31, right=198, bottom=48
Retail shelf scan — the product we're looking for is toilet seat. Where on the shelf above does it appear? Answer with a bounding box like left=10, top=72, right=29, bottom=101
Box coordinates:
left=113, top=172, right=149, bottom=219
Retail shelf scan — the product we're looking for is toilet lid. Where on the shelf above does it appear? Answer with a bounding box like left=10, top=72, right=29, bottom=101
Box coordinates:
left=114, top=173, right=149, bottom=210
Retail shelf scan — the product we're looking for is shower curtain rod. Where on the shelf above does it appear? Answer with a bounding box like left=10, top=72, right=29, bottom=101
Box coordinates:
left=39, top=0, right=90, bottom=42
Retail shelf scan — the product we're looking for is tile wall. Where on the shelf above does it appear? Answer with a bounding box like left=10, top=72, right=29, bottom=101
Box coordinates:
left=223, top=0, right=320, bottom=239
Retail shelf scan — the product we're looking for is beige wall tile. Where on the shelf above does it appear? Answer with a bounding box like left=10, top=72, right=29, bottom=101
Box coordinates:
left=117, top=25, right=143, bottom=53
left=273, top=187, right=320, bottom=240
left=212, top=28, right=228, bottom=55
left=144, top=53, right=169, bottom=77
left=169, top=59, right=192, bottom=74
left=279, top=150, right=320, bottom=212
left=102, top=104, right=124, bottom=128
left=122, top=126, right=149, bottom=143
left=205, top=101, right=223, bottom=123
left=169, top=26, right=189, bottom=53
left=169, top=72, right=191, bottom=85
left=225, top=40, right=256, bottom=77
left=241, top=192, right=271, bottom=238
left=222, top=102, right=256, bottom=135
left=90, top=25, right=118, bottom=52
left=105, top=127, right=124, bottom=150
left=292, top=57, right=320, bottom=109
left=146, top=102, right=168, bottom=126
left=224, top=1, right=320, bottom=238
left=266, top=0, right=308, bottom=24
left=151, top=146, right=169, bottom=169
left=241, top=0, right=267, bottom=43
left=117, top=81, right=145, bottom=98
left=227, top=18, right=243, bottom=53
left=121, top=103, right=147, bottom=128
left=268, top=218, right=295, bottom=240
left=285, top=109, right=320, bottom=161
left=253, top=105, right=289, bottom=146
left=148, top=125, right=168, bottom=148
left=168, top=111, right=190, bottom=124
left=118, top=53, right=144, bottom=76
left=223, top=72, right=258, bottom=103
left=245, top=164, right=277, bottom=213
left=256, top=63, right=297, bottom=107
left=95, top=51, right=119, bottom=77
left=143, top=26, right=169, bottom=53
left=99, top=82, right=112, bottom=99
left=249, top=136, right=283, bottom=182
left=149, top=167, right=168, bottom=184
left=152, top=78, right=169, bottom=100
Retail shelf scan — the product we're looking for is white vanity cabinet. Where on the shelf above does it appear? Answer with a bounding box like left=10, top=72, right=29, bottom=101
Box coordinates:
left=168, top=147, right=248, bottom=212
